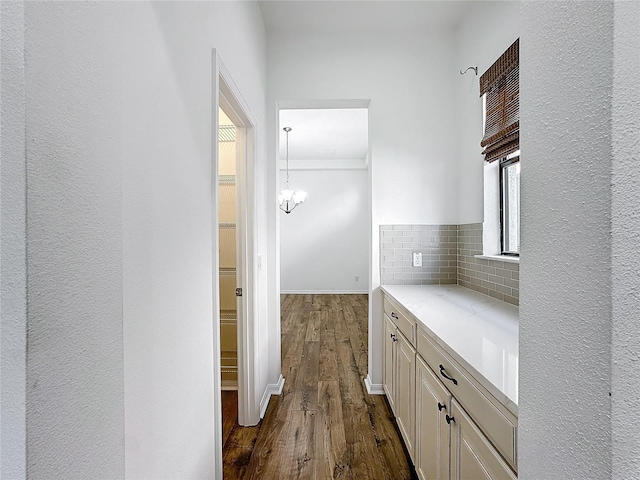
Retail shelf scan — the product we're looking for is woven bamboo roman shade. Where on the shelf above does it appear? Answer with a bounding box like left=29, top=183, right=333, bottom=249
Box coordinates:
left=480, top=39, right=519, bottom=163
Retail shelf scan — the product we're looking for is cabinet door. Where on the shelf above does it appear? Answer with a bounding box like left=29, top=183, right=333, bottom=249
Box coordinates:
left=395, top=331, right=416, bottom=460
left=450, top=399, right=516, bottom=480
left=415, top=356, right=450, bottom=480
left=383, top=315, right=396, bottom=412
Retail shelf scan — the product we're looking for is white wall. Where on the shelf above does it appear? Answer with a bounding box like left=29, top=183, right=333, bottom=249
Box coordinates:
left=22, top=2, right=269, bottom=478
left=611, top=1, right=640, bottom=476
left=520, top=2, right=615, bottom=478
left=280, top=168, right=369, bottom=293
left=1, top=2, right=27, bottom=477
left=25, top=3, right=124, bottom=477
left=454, top=2, right=520, bottom=224
left=267, top=29, right=459, bottom=388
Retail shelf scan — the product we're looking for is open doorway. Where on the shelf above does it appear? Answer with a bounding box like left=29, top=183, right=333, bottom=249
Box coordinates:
left=212, top=51, right=260, bottom=478
left=218, top=107, right=239, bottom=388
left=275, top=101, right=372, bottom=402
left=277, top=106, right=370, bottom=295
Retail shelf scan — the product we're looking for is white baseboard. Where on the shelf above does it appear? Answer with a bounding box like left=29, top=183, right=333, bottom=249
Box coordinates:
left=280, top=290, right=368, bottom=294
left=364, top=374, right=385, bottom=395
left=259, top=374, right=285, bottom=418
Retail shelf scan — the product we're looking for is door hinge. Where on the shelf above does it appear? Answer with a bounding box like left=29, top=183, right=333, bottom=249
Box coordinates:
left=235, top=288, right=243, bottom=297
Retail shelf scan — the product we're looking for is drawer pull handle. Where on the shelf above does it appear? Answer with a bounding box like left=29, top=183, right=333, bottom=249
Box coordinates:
left=391, top=334, right=398, bottom=343
left=439, top=364, right=458, bottom=385
left=446, top=414, right=455, bottom=425
left=437, top=402, right=446, bottom=411
left=391, top=312, right=399, bottom=320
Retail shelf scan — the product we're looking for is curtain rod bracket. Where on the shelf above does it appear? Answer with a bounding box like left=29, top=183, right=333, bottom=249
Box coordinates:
left=460, top=66, right=478, bottom=76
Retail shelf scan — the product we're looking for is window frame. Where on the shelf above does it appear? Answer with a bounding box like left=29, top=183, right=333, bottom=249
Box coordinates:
left=499, top=153, right=520, bottom=257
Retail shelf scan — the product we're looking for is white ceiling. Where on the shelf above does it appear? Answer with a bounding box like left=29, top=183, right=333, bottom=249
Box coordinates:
left=259, top=1, right=473, bottom=34
left=279, top=108, right=368, bottom=166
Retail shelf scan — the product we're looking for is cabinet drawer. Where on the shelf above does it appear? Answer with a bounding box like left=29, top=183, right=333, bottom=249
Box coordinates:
left=417, top=327, right=517, bottom=471
left=450, top=398, right=516, bottom=480
left=384, top=296, right=415, bottom=346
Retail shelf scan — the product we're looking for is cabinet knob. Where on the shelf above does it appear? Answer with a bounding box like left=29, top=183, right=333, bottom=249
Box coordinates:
left=391, top=312, right=399, bottom=320
left=438, top=402, right=446, bottom=412
left=392, top=334, right=398, bottom=342
left=446, top=414, right=455, bottom=425
left=439, top=364, right=458, bottom=385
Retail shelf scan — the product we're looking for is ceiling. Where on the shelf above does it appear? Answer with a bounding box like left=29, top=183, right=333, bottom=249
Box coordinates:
left=259, top=1, right=473, bottom=34
left=279, top=108, right=368, bottom=168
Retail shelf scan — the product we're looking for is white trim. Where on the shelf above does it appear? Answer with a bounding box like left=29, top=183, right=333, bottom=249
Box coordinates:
left=364, top=375, right=385, bottom=395
left=279, top=158, right=367, bottom=170
left=218, top=55, right=260, bottom=428
left=278, top=99, right=371, bottom=110
left=474, top=254, right=520, bottom=264
left=280, top=290, right=368, bottom=295
left=210, top=49, right=223, bottom=480
left=212, top=52, right=261, bottom=480
left=259, top=375, right=285, bottom=418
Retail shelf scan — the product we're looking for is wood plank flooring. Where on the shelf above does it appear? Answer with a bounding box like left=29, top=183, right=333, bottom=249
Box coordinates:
left=222, top=294, right=416, bottom=479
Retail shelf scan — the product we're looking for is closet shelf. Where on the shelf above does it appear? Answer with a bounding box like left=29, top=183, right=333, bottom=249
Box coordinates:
left=219, top=175, right=235, bottom=185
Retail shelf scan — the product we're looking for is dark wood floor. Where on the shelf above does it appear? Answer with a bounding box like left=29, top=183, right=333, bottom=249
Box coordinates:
left=222, top=294, right=416, bottom=479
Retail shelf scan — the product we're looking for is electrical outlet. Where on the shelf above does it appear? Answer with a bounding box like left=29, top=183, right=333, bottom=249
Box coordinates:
left=413, top=252, right=423, bottom=267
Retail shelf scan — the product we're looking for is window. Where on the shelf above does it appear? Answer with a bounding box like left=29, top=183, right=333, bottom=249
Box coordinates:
left=480, top=38, right=520, bottom=258
left=500, top=154, right=520, bottom=255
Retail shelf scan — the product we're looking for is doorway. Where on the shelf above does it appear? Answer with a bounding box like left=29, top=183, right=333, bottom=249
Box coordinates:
left=277, top=104, right=371, bottom=295
left=212, top=51, right=260, bottom=478
left=218, top=107, right=239, bottom=391
left=275, top=101, right=372, bottom=395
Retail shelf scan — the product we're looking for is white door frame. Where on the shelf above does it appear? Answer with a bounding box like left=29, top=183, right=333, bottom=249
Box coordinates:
left=274, top=98, right=372, bottom=377
left=212, top=50, right=260, bottom=474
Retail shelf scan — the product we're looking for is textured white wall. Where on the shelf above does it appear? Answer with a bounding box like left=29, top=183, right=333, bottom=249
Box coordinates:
left=520, top=2, right=614, bottom=478
left=454, top=2, right=520, bottom=225
left=23, top=2, right=268, bottom=478
left=25, top=2, right=125, bottom=478
left=1, top=2, right=27, bottom=477
left=267, top=29, right=458, bottom=388
left=611, top=1, right=640, bottom=476
left=280, top=168, right=369, bottom=293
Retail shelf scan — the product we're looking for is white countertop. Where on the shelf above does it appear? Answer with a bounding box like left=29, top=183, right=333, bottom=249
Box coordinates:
left=381, top=285, right=519, bottom=415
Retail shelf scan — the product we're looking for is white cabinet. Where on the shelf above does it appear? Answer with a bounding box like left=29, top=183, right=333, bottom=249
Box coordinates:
left=383, top=314, right=416, bottom=459
left=382, top=291, right=518, bottom=480
left=415, top=356, right=450, bottom=480
left=383, top=315, right=396, bottom=412
left=417, top=326, right=518, bottom=472
left=395, top=329, right=416, bottom=458
left=450, top=398, right=516, bottom=480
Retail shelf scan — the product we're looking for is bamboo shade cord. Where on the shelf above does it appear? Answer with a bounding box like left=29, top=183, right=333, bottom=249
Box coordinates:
left=480, top=39, right=519, bottom=163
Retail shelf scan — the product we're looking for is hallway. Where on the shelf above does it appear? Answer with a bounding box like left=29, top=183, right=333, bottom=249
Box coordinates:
left=222, top=294, right=416, bottom=479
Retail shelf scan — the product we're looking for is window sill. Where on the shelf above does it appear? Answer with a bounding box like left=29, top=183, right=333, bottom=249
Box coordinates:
left=474, top=254, right=520, bottom=264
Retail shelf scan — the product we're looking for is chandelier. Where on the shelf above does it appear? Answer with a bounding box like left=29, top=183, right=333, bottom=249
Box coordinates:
left=279, top=127, right=307, bottom=214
